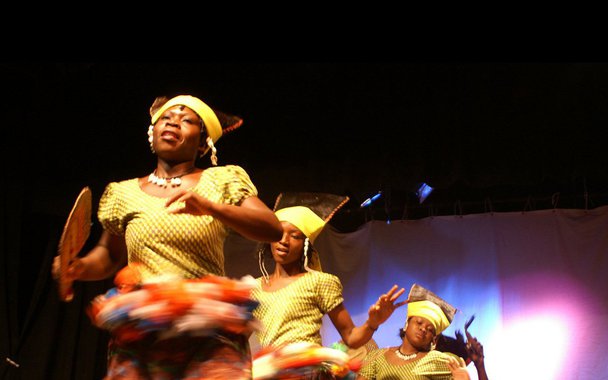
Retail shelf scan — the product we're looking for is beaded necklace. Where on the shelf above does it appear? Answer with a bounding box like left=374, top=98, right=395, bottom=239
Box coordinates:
left=147, top=167, right=195, bottom=187
left=394, top=348, right=418, bottom=361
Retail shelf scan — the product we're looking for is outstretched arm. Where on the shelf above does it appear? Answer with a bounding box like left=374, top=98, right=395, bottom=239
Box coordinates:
left=165, top=191, right=282, bottom=242
left=329, top=285, right=406, bottom=349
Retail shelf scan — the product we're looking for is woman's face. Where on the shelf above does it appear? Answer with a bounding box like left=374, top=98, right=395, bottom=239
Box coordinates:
left=151, top=105, right=204, bottom=160
left=404, top=316, right=437, bottom=350
left=270, top=221, right=306, bottom=266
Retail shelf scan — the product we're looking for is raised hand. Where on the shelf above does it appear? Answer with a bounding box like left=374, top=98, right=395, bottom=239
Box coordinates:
left=367, top=285, right=407, bottom=327
left=465, top=330, right=485, bottom=367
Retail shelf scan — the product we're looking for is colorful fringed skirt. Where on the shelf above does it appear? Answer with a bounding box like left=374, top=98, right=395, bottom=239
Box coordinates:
left=252, top=342, right=360, bottom=380
left=88, top=270, right=260, bottom=379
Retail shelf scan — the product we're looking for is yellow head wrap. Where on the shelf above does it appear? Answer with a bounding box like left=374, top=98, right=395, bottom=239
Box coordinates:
left=275, top=206, right=326, bottom=243
left=406, top=300, right=451, bottom=335
left=404, top=283, right=456, bottom=336
left=275, top=206, right=326, bottom=271
left=150, top=95, right=222, bottom=144
left=271, top=193, right=350, bottom=272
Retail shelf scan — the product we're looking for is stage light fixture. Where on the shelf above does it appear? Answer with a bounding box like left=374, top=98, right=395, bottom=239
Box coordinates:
left=360, top=191, right=382, bottom=208
left=416, top=183, right=433, bottom=204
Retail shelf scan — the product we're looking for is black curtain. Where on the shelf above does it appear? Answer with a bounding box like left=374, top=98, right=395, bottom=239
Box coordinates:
left=1, top=183, right=111, bottom=380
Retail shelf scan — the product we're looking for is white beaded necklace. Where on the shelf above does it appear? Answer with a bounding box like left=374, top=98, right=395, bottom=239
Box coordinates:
left=394, top=348, right=418, bottom=361
left=148, top=167, right=195, bottom=187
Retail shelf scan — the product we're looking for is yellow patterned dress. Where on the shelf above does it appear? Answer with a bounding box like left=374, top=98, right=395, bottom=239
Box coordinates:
left=251, top=271, right=344, bottom=348
left=251, top=271, right=346, bottom=379
left=99, top=165, right=257, bottom=279
left=96, top=165, right=258, bottom=379
left=357, top=348, right=457, bottom=380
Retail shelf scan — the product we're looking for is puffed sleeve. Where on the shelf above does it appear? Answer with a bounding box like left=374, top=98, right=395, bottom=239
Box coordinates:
left=221, top=165, right=258, bottom=205
left=97, top=182, right=127, bottom=236
left=315, top=272, right=344, bottom=314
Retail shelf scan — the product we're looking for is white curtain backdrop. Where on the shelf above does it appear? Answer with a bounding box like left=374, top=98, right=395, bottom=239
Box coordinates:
left=226, top=205, right=608, bottom=380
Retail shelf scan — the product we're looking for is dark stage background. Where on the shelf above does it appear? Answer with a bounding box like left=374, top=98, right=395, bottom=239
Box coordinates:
left=1, top=63, right=608, bottom=379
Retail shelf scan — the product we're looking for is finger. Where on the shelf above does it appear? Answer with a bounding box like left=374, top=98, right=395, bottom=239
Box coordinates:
left=389, top=287, right=406, bottom=301
left=165, top=190, right=187, bottom=207
left=385, top=284, right=399, bottom=296
left=394, top=301, right=408, bottom=308
left=446, top=356, right=457, bottom=367
left=458, top=356, right=466, bottom=367
left=166, top=197, right=190, bottom=214
left=166, top=205, right=185, bottom=214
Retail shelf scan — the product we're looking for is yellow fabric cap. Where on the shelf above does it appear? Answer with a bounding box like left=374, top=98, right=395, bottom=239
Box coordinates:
left=150, top=95, right=222, bottom=143
left=275, top=206, right=326, bottom=243
left=406, top=300, right=451, bottom=335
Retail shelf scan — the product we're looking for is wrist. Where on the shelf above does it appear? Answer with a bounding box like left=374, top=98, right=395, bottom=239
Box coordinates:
left=365, top=321, right=379, bottom=332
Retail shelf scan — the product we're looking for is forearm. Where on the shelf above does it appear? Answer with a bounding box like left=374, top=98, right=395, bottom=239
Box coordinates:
left=210, top=202, right=282, bottom=242
left=77, top=245, right=125, bottom=281
left=342, top=321, right=377, bottom=349
left=475, top=363, right=488, bottom=380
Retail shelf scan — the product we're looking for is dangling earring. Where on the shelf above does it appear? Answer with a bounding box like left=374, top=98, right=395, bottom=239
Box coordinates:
left=303, top=238, right=312, bottom=272
left=147, top=125, right=155, bottom=153
left=258, top=245, right=270, bottom=284
left=206, top=137, right=218, bottom=166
